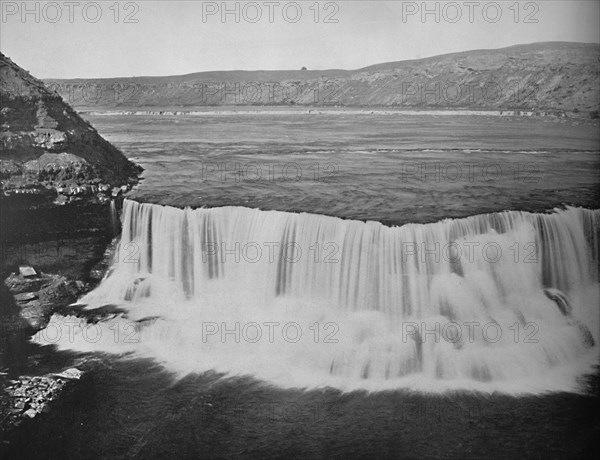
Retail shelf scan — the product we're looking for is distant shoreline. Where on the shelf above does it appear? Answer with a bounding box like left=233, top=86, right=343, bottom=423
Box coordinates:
left=79, top=107, right=597, bottom=121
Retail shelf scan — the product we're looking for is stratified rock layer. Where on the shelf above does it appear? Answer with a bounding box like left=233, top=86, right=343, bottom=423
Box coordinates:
left=1, top=52, right=140, bottom=188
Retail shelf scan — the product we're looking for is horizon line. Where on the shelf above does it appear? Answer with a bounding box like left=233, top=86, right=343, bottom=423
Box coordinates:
left=34, top=40, right=600, bottom=81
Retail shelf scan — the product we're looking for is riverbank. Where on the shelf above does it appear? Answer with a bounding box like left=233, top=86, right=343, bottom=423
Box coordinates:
left=0, top=193, right=121, bottom=431
left=77, top=106, right=600, bottom=124
left=1, top=52, right=142, bottom=437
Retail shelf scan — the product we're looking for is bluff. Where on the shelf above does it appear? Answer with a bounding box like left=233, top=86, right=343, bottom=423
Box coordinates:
left=0, top=53, right=140, bottom=324
left=1, top=52, right=139, bottom=189
left=44, top=42, right=600, bottom=114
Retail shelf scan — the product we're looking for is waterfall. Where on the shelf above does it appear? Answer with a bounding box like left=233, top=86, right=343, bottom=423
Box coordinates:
left=109, top=199, right=120, bottom=236
left=36, top=200, right=600, bottom=393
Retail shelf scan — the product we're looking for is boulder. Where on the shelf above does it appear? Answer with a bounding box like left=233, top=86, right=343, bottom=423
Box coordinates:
left=14, top=292, right=38, bottom=302
left=54, top=368, right=83, bottom=380
left=54, top=194, right=68, bottom=205
left=4, top=273, right=49, bottom=293
left=4, top=273, right=86, bottom=330
left=18, top=265, right=37, bottom=278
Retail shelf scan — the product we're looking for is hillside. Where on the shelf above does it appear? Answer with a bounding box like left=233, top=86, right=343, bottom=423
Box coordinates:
left=44, top=42, right=600, bottom=113
left=0, top=52, right=139, bottom=190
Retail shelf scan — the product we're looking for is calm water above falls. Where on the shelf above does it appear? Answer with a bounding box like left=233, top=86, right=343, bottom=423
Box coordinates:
left=86, top=112, right=600, bottom=225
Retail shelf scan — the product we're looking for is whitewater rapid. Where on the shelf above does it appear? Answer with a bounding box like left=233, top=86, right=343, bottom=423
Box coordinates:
left=35, top=200, right=600, bottom=394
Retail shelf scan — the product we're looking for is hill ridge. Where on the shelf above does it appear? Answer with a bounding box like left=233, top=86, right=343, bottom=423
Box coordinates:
left=38, top=42, right=600, bottom=113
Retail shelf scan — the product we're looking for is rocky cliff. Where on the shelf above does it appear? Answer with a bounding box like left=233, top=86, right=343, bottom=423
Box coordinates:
left=1, top=51, right=141, bottom=269
left=1, top=52, right=140, bottom=191
left=0, top=53, right=138, bottom=337
left=44, top=42, right=600, bottom=114
left=0, top=55, right=131, bottom=436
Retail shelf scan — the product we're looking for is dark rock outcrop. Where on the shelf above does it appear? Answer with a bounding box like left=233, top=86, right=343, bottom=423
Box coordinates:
left=0, top=53, right=136, bottom=338
left=4, top=272, right=86, bottom=330
left=1, top=52, right=140, bottom=188
left=0, top=54, right=134, bottom=434
left=1, top=53, right=138, bottom=274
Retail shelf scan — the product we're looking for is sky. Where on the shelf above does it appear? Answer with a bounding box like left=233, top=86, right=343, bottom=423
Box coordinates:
left=1, top=0, right=599, bottom=78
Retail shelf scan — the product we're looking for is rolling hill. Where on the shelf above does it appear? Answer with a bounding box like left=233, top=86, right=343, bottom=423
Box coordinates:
left=41, top=42, right=600, bottom=113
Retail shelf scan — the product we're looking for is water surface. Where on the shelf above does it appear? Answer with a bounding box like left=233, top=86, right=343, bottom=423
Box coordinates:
left=85, top=111, right=600, bottom=225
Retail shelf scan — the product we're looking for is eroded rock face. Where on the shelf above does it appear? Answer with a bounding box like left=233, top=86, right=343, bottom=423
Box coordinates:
left=1, top=53, right=137, bottom=293
left=0, top=54, right=138, bottom=436
left=1, top=52, right=141, bottom=189
left=4, top=272, right=86, bottom=330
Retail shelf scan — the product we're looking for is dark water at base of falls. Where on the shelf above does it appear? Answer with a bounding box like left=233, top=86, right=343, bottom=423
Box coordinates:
left=2, top=356, right=599, bottom=459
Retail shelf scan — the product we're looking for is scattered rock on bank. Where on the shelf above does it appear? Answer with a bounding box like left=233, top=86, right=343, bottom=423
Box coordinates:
left=0, top=368, right=84, bottom=429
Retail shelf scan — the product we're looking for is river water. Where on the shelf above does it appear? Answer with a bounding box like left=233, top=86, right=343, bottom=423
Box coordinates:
left=6, top=110, right=600, bottom=459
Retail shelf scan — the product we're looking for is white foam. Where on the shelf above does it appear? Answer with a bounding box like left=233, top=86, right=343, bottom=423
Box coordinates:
left=34, top=201, right=600, bottom=394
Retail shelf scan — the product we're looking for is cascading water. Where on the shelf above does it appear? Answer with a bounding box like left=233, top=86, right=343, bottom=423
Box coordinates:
left=109, top=199, right=119, bottom=236
left=36, top=199, right=600, bottom=393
